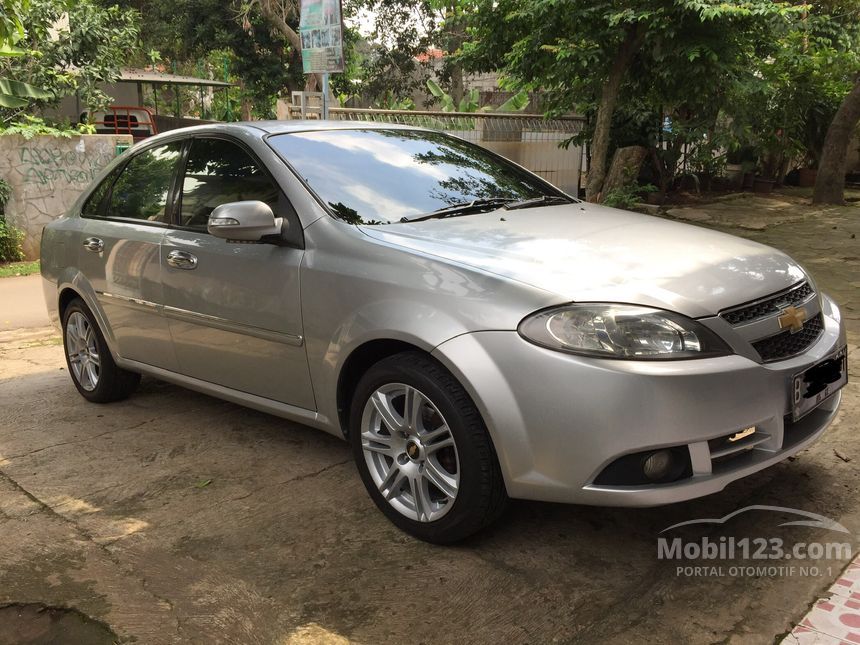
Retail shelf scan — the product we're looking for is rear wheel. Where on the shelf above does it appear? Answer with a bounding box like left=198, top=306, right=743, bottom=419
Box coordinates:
left=62, top=298, right=140, bottom=403
left=349, top=352, right=507, bottom=543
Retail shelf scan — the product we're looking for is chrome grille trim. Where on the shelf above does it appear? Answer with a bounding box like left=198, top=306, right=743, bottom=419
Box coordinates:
left=719, top=281, right=815, bottom=326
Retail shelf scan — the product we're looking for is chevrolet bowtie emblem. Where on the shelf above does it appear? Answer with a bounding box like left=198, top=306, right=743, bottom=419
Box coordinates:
left=777, top=305, right=807, bottom=334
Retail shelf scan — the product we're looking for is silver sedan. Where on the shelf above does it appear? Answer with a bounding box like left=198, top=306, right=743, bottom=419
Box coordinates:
left=40, top=122, right=848, bottom=543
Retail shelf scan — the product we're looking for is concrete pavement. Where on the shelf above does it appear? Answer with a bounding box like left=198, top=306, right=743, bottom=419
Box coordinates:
left=0, top=274, right=50, bottom=331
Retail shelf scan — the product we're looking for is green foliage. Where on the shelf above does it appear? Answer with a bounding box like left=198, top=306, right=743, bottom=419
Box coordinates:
left=0, top=0, right=50, bottom=109
left=346, top=0, right=436, bottom=107
left=496, top=89, right=529, bottom=112
left=0, top=220, right=24, bottom=263
left=457, top=0, right=856, bottom=193
left=602, top=183, right=657, bottom=210
left=1, top=0, right=140, bottom=118
left=108, top=0, right=309, bottom=119
left=372, top=91, right=415, bottom=110
left=0, top=115, right=92, bottom=138
left=0, top=175, right=17, bottom=267
left=723, top=4, right=860, bottom=175
left=0, top=0, right=27, bottom=49
left=427, top=78, right=456, bottom=110
left=0, top=72, right=51, bottom=108
left=0, top=176, right=9, bottom=212
left=0, top=259, right=39, bottom=277
left=427, top=78, right=528, bottom=112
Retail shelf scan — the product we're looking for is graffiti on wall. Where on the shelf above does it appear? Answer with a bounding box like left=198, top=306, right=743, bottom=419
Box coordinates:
left=20, top=145, right=114, bottom=187
left=0, top=134, right=132, bottom=258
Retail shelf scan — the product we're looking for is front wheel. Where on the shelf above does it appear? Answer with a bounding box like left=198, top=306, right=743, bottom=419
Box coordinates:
left=62, top=297, right=140, bottom=403
left=349, top=352, right=507, bottom=543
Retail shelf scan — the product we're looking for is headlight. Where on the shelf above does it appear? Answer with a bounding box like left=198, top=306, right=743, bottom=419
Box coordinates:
left=518, top=303, right=732, bottom=360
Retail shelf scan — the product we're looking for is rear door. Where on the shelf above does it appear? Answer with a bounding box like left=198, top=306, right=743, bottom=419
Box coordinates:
left=78, top=141, right=182, bottom=370
left=160, top=136, right=314, bottom=409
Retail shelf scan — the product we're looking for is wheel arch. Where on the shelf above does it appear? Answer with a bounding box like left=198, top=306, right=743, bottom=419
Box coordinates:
left=58, top=286, right=81, bottom=320
left=336, top=338, right=432, bottom=437
left=55, top=277, right=119, bottom=358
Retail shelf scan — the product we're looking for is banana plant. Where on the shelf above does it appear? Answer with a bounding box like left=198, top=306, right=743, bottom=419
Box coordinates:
left=372, top=90, right=416, bottom=111
left=427, top=79, right=529, bottom=113
left=0, top=26, right=50, bottom=108
left=427, top=79, right=457, bottom=111
left=0, top=75, right=52, bottom=108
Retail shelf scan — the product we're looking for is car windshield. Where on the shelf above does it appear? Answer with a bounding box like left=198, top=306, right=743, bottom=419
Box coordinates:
left=267, top=128, right=566, bottom=224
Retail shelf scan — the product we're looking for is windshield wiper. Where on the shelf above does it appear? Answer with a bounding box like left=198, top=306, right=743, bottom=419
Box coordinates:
left=503, top=195, right=572, bottom=210
left=400, top=197, right=515, bottom=223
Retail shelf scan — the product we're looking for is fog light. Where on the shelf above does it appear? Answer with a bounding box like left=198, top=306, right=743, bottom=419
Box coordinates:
left=642, top=450, right=674, bottom=481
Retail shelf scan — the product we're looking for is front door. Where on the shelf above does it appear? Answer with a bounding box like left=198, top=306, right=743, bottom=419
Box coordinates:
left=160, top=136, right=314, bottom=409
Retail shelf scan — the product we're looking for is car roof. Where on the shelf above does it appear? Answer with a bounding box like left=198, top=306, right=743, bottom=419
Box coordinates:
left=247, top=120, right=421, bottom=134
left=143, top=120, right=422, bottom=143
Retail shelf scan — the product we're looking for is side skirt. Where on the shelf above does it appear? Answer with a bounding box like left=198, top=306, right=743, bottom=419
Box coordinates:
left=116, top=357, right=340, bottom=438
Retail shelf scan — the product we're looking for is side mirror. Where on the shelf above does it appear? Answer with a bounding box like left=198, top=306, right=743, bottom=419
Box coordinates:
left=207, top=201, right=283, bottom=242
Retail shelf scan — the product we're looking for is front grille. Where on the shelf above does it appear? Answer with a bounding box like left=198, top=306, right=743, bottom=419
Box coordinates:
left=721, top=281, right=814, bottom=325
left=752, top=313, right=824, bottom=362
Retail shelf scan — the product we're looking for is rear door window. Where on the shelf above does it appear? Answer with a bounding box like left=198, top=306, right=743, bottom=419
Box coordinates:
left=81, top=166, right=122, bottom=218
left=106, top=142, right=182, bottom=224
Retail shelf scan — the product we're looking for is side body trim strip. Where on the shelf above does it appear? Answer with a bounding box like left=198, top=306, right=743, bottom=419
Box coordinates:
left=97, top=291, right=303, bottom=347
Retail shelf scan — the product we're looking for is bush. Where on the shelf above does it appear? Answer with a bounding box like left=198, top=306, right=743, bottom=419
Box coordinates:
left=602, top=183, right=658, bottom=210
left=0, top=178, right=9, bottom=209
left=0, top=219, right=25, bottom=263
left=0, top=178, right=23, bottom=262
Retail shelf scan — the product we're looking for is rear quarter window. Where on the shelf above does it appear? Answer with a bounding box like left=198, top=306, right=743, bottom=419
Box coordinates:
left=81, top=166, right=122, bottom=218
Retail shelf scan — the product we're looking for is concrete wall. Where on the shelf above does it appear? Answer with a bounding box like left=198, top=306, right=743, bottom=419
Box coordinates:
left=0, top=134, right=132, bottom=259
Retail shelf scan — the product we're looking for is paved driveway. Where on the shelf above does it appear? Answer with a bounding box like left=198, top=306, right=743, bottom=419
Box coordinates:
left=0, top=274, right=49, bottom=331
left=0, top=199, right=858, bottom=644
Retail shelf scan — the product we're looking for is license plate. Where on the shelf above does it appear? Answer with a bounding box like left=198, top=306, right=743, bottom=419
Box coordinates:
left=791, top=348, right=848, bottom=421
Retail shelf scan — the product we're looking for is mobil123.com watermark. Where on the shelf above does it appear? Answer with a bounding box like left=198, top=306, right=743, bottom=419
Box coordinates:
left=657, top=505, right=853, bottom=578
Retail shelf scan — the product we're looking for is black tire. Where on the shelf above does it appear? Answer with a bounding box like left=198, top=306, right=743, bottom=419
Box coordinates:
left=61, top=297, right=140, bottom=403
left=349, top=351, right=507, bottom=544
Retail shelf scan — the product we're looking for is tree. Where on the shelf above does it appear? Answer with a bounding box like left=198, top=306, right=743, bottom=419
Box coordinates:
left=808, top=0, right=860, bottom=203
left=814, top=77, right=860, bottom=203
left=108, top=0, right=305, bottom=118
left=346, top=0, right=436, bottom=106
left=238, top=0, right=312, bottom=90
left=0, top=0, right=51, bottom=109
left=0, top=0, right=27, bottom=50
left=460, top=0, right=805, bottom=201
left=3, top=0, right=139, bottom=117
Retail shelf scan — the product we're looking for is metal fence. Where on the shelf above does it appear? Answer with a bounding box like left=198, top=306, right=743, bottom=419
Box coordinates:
left=285, top=104, right=586, bottom=195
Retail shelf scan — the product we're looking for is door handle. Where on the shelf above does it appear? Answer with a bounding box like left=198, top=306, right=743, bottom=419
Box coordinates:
left=82, top=237, right=104, bottom=253
left=166, top=249, right=198, bottom=270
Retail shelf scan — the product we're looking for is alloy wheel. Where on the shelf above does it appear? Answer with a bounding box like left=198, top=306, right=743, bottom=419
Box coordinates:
left=66, top=311, right=100, bottom=391
left=360, top=383, right=460, bottom=522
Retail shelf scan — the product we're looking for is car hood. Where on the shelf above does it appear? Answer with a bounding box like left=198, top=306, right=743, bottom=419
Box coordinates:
left=358, top=203, right=807, bottom=318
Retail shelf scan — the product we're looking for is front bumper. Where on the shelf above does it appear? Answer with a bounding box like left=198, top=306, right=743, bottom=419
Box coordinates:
left=431, top=294, right=846, bottom=506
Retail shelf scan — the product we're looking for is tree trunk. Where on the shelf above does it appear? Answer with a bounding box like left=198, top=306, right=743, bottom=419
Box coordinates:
left=813, top=77, right=860, bottom=205
left=601, top=145, right=648, bottom=200
left=449, top=65, right=464, bottom=106
left=585, top=23, right=646, bottom=202
left=258, top=0, right=301, bottom=52
left=257, top=0, right=323, bottom=95
left=446, top=22, right=466, bottom=106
